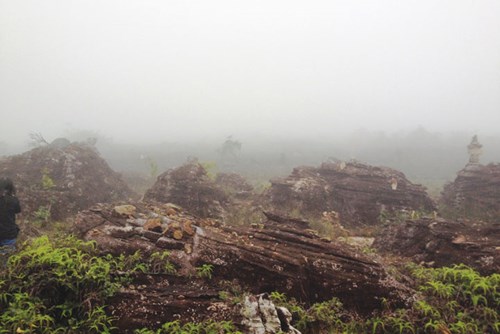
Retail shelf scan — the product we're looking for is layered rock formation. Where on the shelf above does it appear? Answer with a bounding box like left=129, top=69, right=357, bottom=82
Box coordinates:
left=73, top=203, right=412, bottom=332
left=374, top=217, right=500, bottom=274
left=440, top=163, right=500, bottom=222
left=144, top=161, right=228, bottom=219
left=263, top=161, right=435, bottom=227
left=0, top=141, right=134, bottom=220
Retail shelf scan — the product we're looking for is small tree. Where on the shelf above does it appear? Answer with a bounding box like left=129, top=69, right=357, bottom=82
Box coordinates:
left=220, top=136, right=241, bottom=163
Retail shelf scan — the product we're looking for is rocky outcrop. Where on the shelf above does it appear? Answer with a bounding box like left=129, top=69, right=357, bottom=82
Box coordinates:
left=440, top=163, right=500, bottom=221
left=263, top=161, right=435, bottom=227
left=240, top=294, right=300, bottom=334
left=143, top=161, right=228, bottom=219
left=215, top=172, right=254, bottom=199
left=374, top=217, right=500, bottom=274
left=0, top=142, right=134, bottom=220
left=73, top=203, right=412, bottom=332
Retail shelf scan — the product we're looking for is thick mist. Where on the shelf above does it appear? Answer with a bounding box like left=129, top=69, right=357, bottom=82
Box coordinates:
left=1, top=0, right=500, bottom=195
left=1, top=0, right=500, bottom=146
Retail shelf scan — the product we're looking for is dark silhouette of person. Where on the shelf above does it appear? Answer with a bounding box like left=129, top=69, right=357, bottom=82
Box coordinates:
left=0, top=177, right=21, bottom=254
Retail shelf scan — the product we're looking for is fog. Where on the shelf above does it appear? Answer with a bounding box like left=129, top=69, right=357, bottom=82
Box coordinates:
left=1, top=1, right=500, bottom=188
left=1, top=0, right=499, bottom=144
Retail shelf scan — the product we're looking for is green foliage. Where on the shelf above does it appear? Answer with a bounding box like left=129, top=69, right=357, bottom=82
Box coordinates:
left=0, top=235, right=147, bottom=333
left=217, top=280, right=244, bottom=305
left=253, top=181, right=271, bottom=194
left=200, top=161, right=218, bottom=181
left=32, top=205, right=51, bottom=225
left=134, top=320, right=243, bottom=334
left=224, top=206, right=262, bottom=227
left=270, top=264, right=499, bottom=334
left=270, top=291, right=327, bottom=331
left=41, top=169, right=55, bottom=190
left=195, top=264, right=214, bottom=280
left=2, top=233, right=496, bottom=334
left=143, top=156, right=159, bottom=179
left=149, top=251, right=176, bottom=274
left=0, top=293, right=54, bottom=333
left=378, top=209, right=433, bottom=225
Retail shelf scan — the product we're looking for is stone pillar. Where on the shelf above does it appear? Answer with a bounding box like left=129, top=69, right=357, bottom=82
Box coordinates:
left=467, top=135, right=482, bottom=164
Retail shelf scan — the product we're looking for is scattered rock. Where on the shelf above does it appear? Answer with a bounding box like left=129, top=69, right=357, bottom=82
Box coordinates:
left=113, top=205, right=137, bottom=217
left=156, top=236, right=184, bottom=250
left=143, top=218, right=162, bottom=232
left=240, top=294, right=300, bottom=334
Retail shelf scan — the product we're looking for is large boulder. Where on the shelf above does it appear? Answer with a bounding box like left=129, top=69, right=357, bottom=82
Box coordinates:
left=263, top=161, right=435, bottom=227
left=440, top=163, right=500, bottom=222
left=374, top=217, right=500, bottom=275
left=143, top=160, right=229, bottom=218
left=0, top=141, right=134, bottom=221
left=73, top=203, right=412, bottom=331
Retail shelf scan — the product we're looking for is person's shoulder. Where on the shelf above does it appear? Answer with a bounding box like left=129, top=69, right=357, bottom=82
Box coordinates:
left=5, top=194, right=19, bottom=203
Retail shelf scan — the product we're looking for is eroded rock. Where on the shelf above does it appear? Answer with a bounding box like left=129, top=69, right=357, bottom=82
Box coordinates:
left=0, top=142, right=134, bottom=220
left=73, top=204, right=412, bottom=332
left=240, top=294, right=300, bottom=334
left=144, top=160, right=228, bottom=219
left=263, top=161, right=435, bottom=227
left=374, top=217, right=500, bottom=274
left=441, top=163, right=500, bottom=222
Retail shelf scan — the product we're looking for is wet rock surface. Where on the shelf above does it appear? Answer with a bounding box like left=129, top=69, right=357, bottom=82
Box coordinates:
left=440, top=163, right=500, bottom=222
left=263, top=161, right=435, bottom=227
left=0, top=142, right=134, bottom=220
left=374, top=217, right=500, bottom=274
left=74, top=203, right=411, bottom=332
left=143, top=161, right=229, bottom=219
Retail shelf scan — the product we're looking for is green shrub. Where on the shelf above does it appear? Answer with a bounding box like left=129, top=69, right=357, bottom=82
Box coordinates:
left=195, top=264, right=214, bottom=280
left=149, top=251, right=176, bottom=274
left=270, top=264, right=499, bottom=334
left=0, top=235, right=147, bottom=333
left=134, top=320, right=242, bottom=334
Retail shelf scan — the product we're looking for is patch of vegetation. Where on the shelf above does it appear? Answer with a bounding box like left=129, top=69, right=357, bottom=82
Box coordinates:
left=32, top=205, right=51, bottom=227
left=2, top=233, right=496, bottom=333
left=0, top=235, right=150, bottom=333
left=270, top=291, right=362, bottom=332
left=270, top=264, right=500, bottom=333
left=252, top=180, right=271, bottom=194
left=200, top=161, right=218, bottom=181
left=134, top=319, right=243, bottom=334
left=41, top=169, right=55, bottom=190
left=217, top=280, right=244, bottom=305
left=143, top=156, right=159, bottom=179
left=378, top=209, right=435, bottom=225
left=224, top=206, right=262, bottom=226
left=195, top=264, right=214, bottom=280
left=149, top=251, right=177, bottom=275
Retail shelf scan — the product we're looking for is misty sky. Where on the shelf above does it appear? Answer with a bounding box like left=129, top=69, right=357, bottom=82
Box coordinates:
left=1, top=0, right=499, bottom=144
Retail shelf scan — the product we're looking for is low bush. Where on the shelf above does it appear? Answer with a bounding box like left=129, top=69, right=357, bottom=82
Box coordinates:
left=0, top=235, right=150, bottom=333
